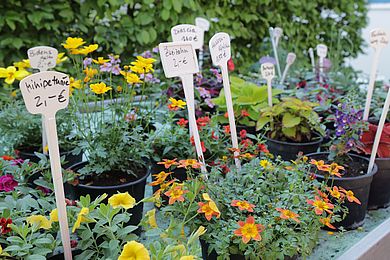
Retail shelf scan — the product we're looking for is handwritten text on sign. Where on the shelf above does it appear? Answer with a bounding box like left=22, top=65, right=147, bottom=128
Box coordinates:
left=19, top=71, right=69, bottom=115
left=209, top=32, right=231, bottom=67
left=370, top=29, right=389, bottom=48
left=261, top=63, right=275, bottom=80
left=316, top=44, right=328, bottom=58
left=28, top=46, right=58, bottom=71
left=171, top=24, right=203, bottom=50
left=159, top=42, right=199, bottom=78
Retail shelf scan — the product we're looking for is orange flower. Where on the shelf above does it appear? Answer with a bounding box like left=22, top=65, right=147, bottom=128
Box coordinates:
left=159, top=179, right=177, bottom=191
left=223, top=125, right=230, bottom=134
left=196, top=116, right=211, bottom=130
left=238, top=153, right=255, bottom=160
left=224, top=112, right=229, bottom=118
left=340, top=188, right=361, bottom=205
left=327, top=163, right=344, bottom=178
left=241, top=110, right=249, bottom=117
left=178, top=159, right=202, bottom=169
left=190, top=136, right=206, bottom=153
left=316, top=189, right=329, bottom=202
left=1, top=155, right=14, bottom=161
left=164, top=185, right=188, bottom=204
left=310, top=159, right=330, bottom=171
left=231, top=200, right=255, bottom=212
left=157, top=159, right=178, bottom=169
left=320, top=217, right=336, bottom=229
left=307, top=196, right=334, bottom=215
left=198, top=193, right=221, bottom=221
left=327, top=186, right=343, bottom=199
left=276, top=208, right=300, bottom=223
left=234, top=216, right=265, bottom=244
left=149, top=171, right=172, bottom=186
left=228, top=147, right=240, bottom=153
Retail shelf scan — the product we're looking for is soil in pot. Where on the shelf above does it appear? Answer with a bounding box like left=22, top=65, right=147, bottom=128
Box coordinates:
left=265, top=132, right=323, bottom=161
left=367, top=158, right=390, bottom=210
left=47, top=249, right=82, bottom=260
left=307, top=152, right=377, bottom=230
left=68, top=162, right=150, bottom=231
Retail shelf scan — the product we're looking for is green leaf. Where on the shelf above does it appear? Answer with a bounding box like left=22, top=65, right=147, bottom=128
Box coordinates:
left=282, top=113, right=301, bottom=128
left=256, top=116, right=271, bottom=130
left=161, top=9, right=170, bottom=21
left=282, top=127, right=296, bottom=138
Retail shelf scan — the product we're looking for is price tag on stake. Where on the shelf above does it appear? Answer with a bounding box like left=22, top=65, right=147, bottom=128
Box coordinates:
left=19, top=71, right=72, bottom=260
left=209, top=32, right=241, bottom=169
left=273, top=27, right=283, bottom=47
left=316, top=44, right=328, bottom=83
left=195, top=17, right=210, bottom=32
left=261, top=63, right=275, bottom=107
left=280, top=52, right=296, bottom=85
left=269, top=27, right=282, bottom=78
left=171, top=24, right=203, bottom=50
left=364, top=28, right=389, bottom=120
left=309, top=48, right=315, bottom=73
left=159, top=42, right=206, bottom=173
left=28, top=46, right=58, bottom=72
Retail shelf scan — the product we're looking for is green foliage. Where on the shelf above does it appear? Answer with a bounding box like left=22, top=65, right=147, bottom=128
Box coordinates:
left=257, top=97, right=326, bottom=142
left=0, top=0, right=368, bottom=69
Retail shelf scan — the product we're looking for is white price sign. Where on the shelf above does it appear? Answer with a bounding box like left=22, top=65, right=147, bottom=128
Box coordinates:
left=195, top=17, right=210, bottom=31
left=370, top=29, right=389, bottom=49
left=28, top=46, right=58, bottom=71
left=316, top=44, right=328, bottom=58
left=19, top=71, right=69, bottom=115
left=159, top=42, right=199, bottom=78
left=171, top=24, right=203, bottom=50
left=286, top=52, right=296, bottom=65
left=209, top=32, right=231, bottom=67
left=261, top=63, right=275, bottom=80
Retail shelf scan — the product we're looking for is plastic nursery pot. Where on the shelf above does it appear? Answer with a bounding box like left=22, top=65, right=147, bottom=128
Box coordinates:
left=368, top=158, right=390, bottom=210
left=236, top=125, right=257, bottom=136
left=16, top=147, right=83, bottom=169
left=47, top=249, right=82, bottom=259
left=307, top=152, right=378, bottom=230
left=265, top=132, right=323, bottom=161
left=68, top=161, right=150, bottom=229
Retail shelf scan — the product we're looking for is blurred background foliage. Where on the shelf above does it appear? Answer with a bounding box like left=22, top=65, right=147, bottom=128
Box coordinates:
left=0, top=0, right=367, bottom=70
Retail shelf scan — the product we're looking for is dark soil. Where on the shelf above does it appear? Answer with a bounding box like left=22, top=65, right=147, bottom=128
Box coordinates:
left=78, top=167, right=146, bottom=186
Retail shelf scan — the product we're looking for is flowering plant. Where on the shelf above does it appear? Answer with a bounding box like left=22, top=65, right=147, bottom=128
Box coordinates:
left=357, top=123, right=390, bottom=158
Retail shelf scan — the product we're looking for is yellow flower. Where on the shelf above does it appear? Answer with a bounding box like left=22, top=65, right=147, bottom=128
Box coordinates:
left=93, top=57, right=110, bottom=65
left=180, top=256, right=195, bottom=260
left=83, top=67, right=98, bottom=82
left=72, top=44, right=99, bottom=55
left=70, top=77, right=82, bottom=89
left=130, top=56, right=156, bottom=74
left=121, top=71, right=143, bottom=84
left=0, top=66, right=30, bottom=84
left=26, top=215, right=51, bottom=230
left=56, top=53, right=68, bottom=64
left=13, top=59, right=30, bottom=69
left=0, top=244, right=9, bottom=256
left=145, top=209, right=157, bottom=228
left=90, top=82, right=112, bottom=95
left=62, top=37, right=85, bottom=49
left=50, top=208, right=58, bottom=222
left=119, top=241, right=150, bottom=260
left=116, top=86, right=123, bottom=92
left=168, top=97, right=186, bottom=109
left=11, top=90, right=17, bottom=97
left=108, top=192, right=136, bottom=209
left=43, top=145, right=49, bottom=154
left=72, top=207, right=90, bottom=233
left=260, top=159, right=272, bottom=168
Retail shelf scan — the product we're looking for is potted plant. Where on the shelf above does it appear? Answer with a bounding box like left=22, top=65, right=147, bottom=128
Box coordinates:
left=256, top=97, right=325, bottom=160
left=150, top=154, right=349, bottom=259
left=357, top=123, right=390, bottom=209
left=307, top=101, right=378, bottom=229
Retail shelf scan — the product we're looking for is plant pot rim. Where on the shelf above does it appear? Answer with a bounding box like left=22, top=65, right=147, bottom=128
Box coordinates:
left=69, top=161, right=150, bottom=190
left=264, top=132, right=323, bottom=146
left=306, top=152, right=378, bottom=181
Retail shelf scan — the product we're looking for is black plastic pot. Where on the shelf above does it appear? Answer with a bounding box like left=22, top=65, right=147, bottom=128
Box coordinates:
left=236, top=125, right=257, bottom=136
left=68, top=161, right=150, bottom=229
left=307, top=152, right=378, bottom=230
left=265, top=133, right=323, bottom=161
left=47, top=249, right=82, bottom=259
left=368, top=158, right=390, bottom=210
left=200, top=239, right=244, bottom=260
left=27, top=171, right=73, bottom=198
left=17, top=148, right=83, bottom=169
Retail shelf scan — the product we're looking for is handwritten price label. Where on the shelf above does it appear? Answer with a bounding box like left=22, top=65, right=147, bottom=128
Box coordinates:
left=273, top=27, right=283, bottom=38
left=316, top=44, right=328, bottom=58
left=209, top=32, right=231, bottom=67
left=159, top=42, right=199, bottom=78
left=195, top=17, right=210, bottom=31
left=261, top=63, right=275, bottom=80
left=370, top=29, right=389, bottom=49
left=28, top=46, right=58, bottom=71
left=19, top=71, right=69, bottom=115
left=286, top=53, right=296, bottom=65
left=171, top=24, right=203, bottom=50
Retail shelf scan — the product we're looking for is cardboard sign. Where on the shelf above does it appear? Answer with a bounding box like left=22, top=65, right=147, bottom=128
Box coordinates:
left=19, top=71, right=69, bottom=115
left=209, top=32, right=231, bottom=66
left=171, top=24, right=203, bottom=50
left=316, top=44, right=328, bottom=58
left=28, top=46, right=58, bottom=71
left=159, top=42, right=199, bottom=78
left=370, top=29, right=389, bottom=49
left=195, top=17, right=210, bottom=31
left=261, top=63, right=275, bottom=80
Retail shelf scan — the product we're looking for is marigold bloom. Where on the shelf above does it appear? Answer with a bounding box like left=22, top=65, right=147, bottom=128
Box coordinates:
left=340, top=188, right=361, bottom=204
left=241, top=109, right=250, bottom=117
left=130, top=56, right=156, bottom=74
left=257, top=143, right=269, bottom=153
left=50, top=208, right=58, bottom=222
left=72, top=207, right=90, bottom=233
left=316, top=189, right=329, bottom=202
left=168, top=97, right=186, bottom=110
left=327, top=186, right=342, bottom=199
left=231, top=200, right=255, bottom=212
left=13, top=59, right=30, bottom=69
left=1, top=155, right=14, bottom=161
left=71, top=44, right=98, bottom=55
left=93, top=57, right=110, bottom=65
left=224, top=112, right=229, bottom=118
left=224, top=125, right=230, bottom=134
left=177, top=118, right=189, bottom=127
left=310, top=159, right=330, bottom=171
left=118, top=241, right=150, bottom=260
left=234, top=216, right=265, bottom=244
left=320, top=217, right=336, bottom=229
left=164, top=185, right=188, bottom=204
left=121, top=71, right=142, bottom=84
left=83, top=67, right=98, bottom=82
left=327, top=163, right=345, bottom=178
left=276, top=208, right=300, bottom=223
left=90, top=82, right=112, bottom=95
left=56, top=52, right=68, bottom=64
left=260, top=159, right=272, bottom=168
left=0, top=66, right=30, bottom=84
left=26, top=215, right=51, bottom=230
left=307, top=196, right=334, bottom=215
left=198, top=201, right=221, bottom=221
left=62, top=37, right=85, bottom=49
left=150, top=171, right=172, bottom=186
left=108, top=192, right=136, bottom=209
left=196, top=116, right=211, bottom=129
left=178, top=159, right=202, bottom=169
left=157, top=158, right=178, bottom=169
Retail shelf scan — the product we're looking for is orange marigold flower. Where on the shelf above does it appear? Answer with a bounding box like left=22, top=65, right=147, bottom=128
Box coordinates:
left=310, top=159, right=330, bottom=171
left=316, top=189, right=329, bottom=202
left=164, top=185, right=188, bottom=204
left=234, top=216, right=265, bottom=244
left=238, top=153, right=255, bottom=160
left=1, top=155, right=14, bottom=161
left=320, top=217, right=336, bottom=229
left=149, top=171, right=172, bottom=186
left=159, top=179, right=177, bottom=191
left=327, top=163, right=345, bottom=178
left=196, top=116, right=211, bottom=129
left=223, top=125, right=230, bottom=135
left=327, top=186, right=343, bottom=199
left=178, top=159, right=202, bottom=169
left=241, top=110, right=249, bottom=117
left=256, top=144, right=269, bottom=153
left=167, top=97, right=186, bottom=111
left=228, top=147, right=240, bottom=153
left=340, top=188, right=361, bottom=205
left=177, top=118, right=188, bottom=127
left=198, top=193, right=221, bottom=221
left=224, top=112, right=229, bottom=118
left=231, top=200, right=255, bottom=212
left=276, top=208, right=300, bottom=223
left=157, top=158, right=178, bottom=169
left=307, top=196, right=334, bottom=215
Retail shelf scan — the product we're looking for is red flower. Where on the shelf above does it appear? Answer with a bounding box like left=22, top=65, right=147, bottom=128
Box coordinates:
left=240, top=110, right=249, bottom=117
left=240, top=138, right=253, bottom=148
left=177, top=118, right=188, bottom=127
left=239, top=129, right=247, bottom=139
left=220, top=164, right=230, bottom=174
left=1, top=155, right=14, bottom=161
left=296, top=80, right=307, bottom=88
left=190, top=137, right=206, bottom=152
left=224, top=112, right=229, bottom=118
left=0, top=217, right=12, bottom=234
left=70, top=240, right=78, bottom=248
left=227, top=57, right=235, bottom=72
left=358, top=123, right=390, bottom=158
left=256, top=144, right=269, bottom=153
left=224, top=125, right=230, bottom=135
left=0, top=175, right=18, bottom=192
left=196, top=116, right=211, bottom=129
left=211, top=131, right=219, bottom=140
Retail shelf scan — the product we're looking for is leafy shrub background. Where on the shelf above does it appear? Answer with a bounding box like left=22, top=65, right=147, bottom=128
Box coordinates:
left=0, top=0, right=367, bottom=69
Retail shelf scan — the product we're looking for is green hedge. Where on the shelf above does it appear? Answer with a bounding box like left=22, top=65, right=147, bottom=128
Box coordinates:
left=0, top=0, right=367, bottom=69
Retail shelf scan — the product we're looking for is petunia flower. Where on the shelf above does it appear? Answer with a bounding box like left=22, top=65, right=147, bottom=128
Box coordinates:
left=26, top=215, right=51, bottom=230
left=118, top=241, right=150, bottom=260
left=108, top=192, right=136, bottom=209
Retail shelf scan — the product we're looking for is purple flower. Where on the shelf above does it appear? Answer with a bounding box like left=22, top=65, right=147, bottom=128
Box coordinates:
left=144, top=73, right=160, bottom=83
left=210, top=68, right=222, bottom=83
left=108, top=54, right=121, bottom=64
left=197, top=87, right=211, bottom=98
left=0, top=175, right=18, bottom=192
left=335, top=126, right=345, bottom=137
left=259, top=56, right=276, bottom=65
left=11, top=159, right=24, bottom=166
left=152, top=47, right=159, bottom=53
left=111, top=64, right=121, bottom=75
left=205, top=98, right=215, bottom=108
left=83, top=58, right=92, bottom=68
left=100, top=62, right=112, bottom=72
left=141, top=50, right=152, bottom=58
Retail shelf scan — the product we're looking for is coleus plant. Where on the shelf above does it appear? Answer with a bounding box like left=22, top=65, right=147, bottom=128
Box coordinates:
left=358, top=123, right=390, bottom=158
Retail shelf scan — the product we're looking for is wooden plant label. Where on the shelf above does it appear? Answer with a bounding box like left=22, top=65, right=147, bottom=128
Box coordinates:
left=316, top=44, right=327, bottom=82
left=280, top=52, right=296, bottom=85
left=28, top=46, right=58, bottom=72
left=261, top=63, right=275, bottom=107
left=171, top=24, right=203, bottom=50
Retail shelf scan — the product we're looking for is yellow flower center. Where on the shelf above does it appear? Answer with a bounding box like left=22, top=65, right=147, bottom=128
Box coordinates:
left=170, top=189, right=184, bottom=199
left=313, top=200, right=328, bottom=210
left=236, top=201, right=250, bottom=209
left=241, top=223, right=258, bottom=238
